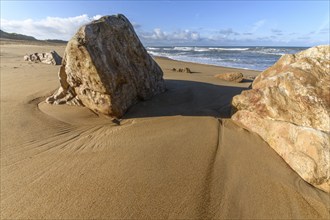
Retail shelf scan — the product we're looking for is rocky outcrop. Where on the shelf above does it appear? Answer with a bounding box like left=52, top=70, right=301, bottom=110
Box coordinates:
left=46, top=14, right=166, bottom=117
left=214, top=72, right=243, bottom=83
left=171, top=67, right=192, bottom=73
left=24, top=51, right=62, bottom=65
left=231, top=45, right=330, bottom=192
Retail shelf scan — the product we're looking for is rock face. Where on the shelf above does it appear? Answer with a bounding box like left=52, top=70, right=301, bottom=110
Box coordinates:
left=214, top=72, right=243, bottom=83
left=46, top=14, right=166, bottom=117
left=231, top=45, right=330, bottom=192
left=24, top=51, right=62, bottom=65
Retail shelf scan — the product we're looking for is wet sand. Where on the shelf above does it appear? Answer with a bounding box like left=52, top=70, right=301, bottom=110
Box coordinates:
left=1, top=40, right=329, bottom=219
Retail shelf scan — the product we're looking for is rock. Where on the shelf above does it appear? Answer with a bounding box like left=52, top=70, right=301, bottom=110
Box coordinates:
left=233, top=46, right=330, bottom=132
left=46, top=14, right=166, bottom=118
left=24, top=51, right=62, bottom=65
left=172, top=67, right=192, bottom=73
left=245, top=75, right=256, bottom=81
left=232, top=110, right=330, bottom=192
left=231, top=45, right=330, bottom=192
left=214, top=72, right=243, bottom=83
left=184, top=67, right=192, bottom=73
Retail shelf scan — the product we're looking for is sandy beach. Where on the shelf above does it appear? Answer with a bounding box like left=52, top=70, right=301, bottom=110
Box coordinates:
left=1, top=40, right=329, bottom=219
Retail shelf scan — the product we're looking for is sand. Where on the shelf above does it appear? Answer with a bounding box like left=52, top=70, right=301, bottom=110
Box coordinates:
left=1, top=39, right=329, bottom=219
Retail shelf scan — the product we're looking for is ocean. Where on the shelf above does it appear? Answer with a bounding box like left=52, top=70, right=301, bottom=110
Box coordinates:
left=146, top=46, right=308, bottom=71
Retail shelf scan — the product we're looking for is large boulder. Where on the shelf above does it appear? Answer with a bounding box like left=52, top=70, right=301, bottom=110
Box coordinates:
left=24, top=51, right=62, bottom=65
left=231, top=45, right=330, bottom=192
left=46, top=14, right=166, bottom=117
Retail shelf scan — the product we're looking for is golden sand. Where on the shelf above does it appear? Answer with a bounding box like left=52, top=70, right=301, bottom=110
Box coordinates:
left=1, top=40, right=329, bottom=219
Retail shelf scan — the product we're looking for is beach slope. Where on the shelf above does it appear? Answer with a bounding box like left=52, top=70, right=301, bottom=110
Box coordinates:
left=1, top=41, right=329, bottom=219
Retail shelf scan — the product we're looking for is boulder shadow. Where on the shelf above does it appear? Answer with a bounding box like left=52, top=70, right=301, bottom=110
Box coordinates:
left=123, top=79, right=247, bottom=119
left=241, top=78, right=254, bottom=83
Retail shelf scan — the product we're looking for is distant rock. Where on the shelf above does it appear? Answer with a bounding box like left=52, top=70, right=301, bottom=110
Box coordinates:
left=183, top=67, right=192, bottom=73
left=24, top=51, right=62, bottom=65
left=214, top=72, right=243, bottom=83
left=171, top=67, right=192, bottom=73
left=46, top=14, right=166, bottom=118
left=231, top=45, right=330, bottom=192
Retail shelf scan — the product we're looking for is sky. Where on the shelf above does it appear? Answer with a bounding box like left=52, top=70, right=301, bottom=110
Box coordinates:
left=0, top=0, right=329, bottom=46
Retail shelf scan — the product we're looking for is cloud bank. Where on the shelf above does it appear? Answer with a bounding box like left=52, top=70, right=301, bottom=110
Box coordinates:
left=1, top=14, right=102, bottom=40
left=1, top=15, right=329, bottom=46
left=140, top=28, right=200, bottom=42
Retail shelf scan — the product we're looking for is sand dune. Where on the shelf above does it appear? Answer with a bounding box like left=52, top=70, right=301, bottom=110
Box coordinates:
left=1, top=41, right=329, bottom=219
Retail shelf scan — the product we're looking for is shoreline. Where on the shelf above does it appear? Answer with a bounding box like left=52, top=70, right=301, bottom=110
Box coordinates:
left=152, top=54, right=264, bottom=72
left=152, top=55, right=264, bottom=72
left=146, top=46, right=309, bottom=71
left=153, top=55, right=260, bottom=83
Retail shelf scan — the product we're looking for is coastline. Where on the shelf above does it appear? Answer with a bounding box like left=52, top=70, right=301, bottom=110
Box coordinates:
left=153, top=55, right=260, bottom=83
left=1, top=41, right=329, bottom=219
left=146, top=46, right=308, bottom=71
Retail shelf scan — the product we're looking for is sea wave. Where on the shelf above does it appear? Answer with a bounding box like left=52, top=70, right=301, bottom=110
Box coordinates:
left=170, top=47, right=250, bottom=52
left=148, top=51, right=168, bottom=57
left=251, top=48, right=286, bottom=56
left=173, top=47, right=194, bottom=51
left=249, top=47, right=303, bottom=56
left=209, top=47, right=250, bottom=51
left=146, top=46, right=307, bottom=71
left=193, top=47, right=210, bottom=52
left=146, top=47, right=161, bottom=51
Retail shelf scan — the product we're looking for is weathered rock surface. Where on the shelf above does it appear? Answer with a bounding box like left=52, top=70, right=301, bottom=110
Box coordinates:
left=24, top=51, right=62, bottom=65
left=214, top=72, right=243, bottom=83
left=232, top=110, right=330, bottom=192
left=231, top=45, right=330, bottom=192
left=46, top=14, right=166, bottom=117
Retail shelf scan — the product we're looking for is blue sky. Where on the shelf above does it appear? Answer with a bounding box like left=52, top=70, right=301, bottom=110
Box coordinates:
left=1, top=1, right=329, bottom=46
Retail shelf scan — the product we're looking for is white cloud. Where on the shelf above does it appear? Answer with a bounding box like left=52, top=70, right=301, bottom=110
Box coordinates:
left=1, top=14, right=103, bottom=40
left=1, top=14, right=327, bottom=46
left=172, top=29, right=200, bottom=41
left=93, top=15, right=103, bottom=20
left=208, top=28, right=240, bottom=41
left=154, top=28, right=168, bottom=40
left=139, top=28, right=200, bottom=42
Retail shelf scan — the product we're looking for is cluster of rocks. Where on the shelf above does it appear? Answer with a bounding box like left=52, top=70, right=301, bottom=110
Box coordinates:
left=171, top=67, right=192, bottom=73
left=231, top=45, right=330, bottom=193
left=46, top=14, right=165, bottom=118
left=214, top=72, right=243, bottom=83
left=24, top=51, right=62, bottom=65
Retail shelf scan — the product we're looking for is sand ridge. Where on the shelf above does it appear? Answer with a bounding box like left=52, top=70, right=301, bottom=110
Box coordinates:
left=1, top=41, right=329, bottom=219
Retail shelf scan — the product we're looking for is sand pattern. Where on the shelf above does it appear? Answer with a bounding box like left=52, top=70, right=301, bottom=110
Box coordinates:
left=1, top=41, right=329, bottom=219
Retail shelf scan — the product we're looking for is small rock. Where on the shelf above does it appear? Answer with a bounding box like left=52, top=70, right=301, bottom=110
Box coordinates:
left=184, top=67, right=192, bottom=73
left=172, top=67, right=192, bottom=73
left=24, top=51, right=62, bottom=65
left=214, top=72, right=243, bottom=83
